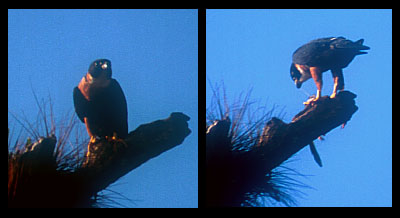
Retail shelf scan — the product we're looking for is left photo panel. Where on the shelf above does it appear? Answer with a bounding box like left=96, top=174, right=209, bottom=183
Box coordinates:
left=8, top=9, right=198, bottom=208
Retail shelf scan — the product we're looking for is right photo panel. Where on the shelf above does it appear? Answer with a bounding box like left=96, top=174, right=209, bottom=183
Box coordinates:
left=205, top=9, right=392, bottom=207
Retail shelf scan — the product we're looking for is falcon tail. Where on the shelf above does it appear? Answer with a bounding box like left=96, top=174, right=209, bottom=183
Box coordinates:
left=354, top=39, right=370, bottom=52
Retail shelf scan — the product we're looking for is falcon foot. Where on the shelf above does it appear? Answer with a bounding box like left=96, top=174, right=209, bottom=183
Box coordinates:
left=105, top=133, right=128, bottom=152
left=89, top=136, right=101, bottom=144
left=303, top=95, right=319, bottom=105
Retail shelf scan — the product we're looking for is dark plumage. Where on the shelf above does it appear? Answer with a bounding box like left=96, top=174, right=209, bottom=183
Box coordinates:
left=73, top=59, right=128, bottom=141
left=290, top=37, right=370, bottom=103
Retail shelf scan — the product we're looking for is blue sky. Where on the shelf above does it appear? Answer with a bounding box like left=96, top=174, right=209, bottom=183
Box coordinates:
left=206, top=9, right=391, bottom=207
left=8, top=9, right=392, bottom=208
left=8, top=9, right=198, bottom=208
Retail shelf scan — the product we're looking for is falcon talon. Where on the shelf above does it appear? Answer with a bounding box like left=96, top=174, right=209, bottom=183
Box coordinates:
left=89, top=136, right=100, bottom=144
left=109, top=136, right=128, bottom=153
left=111, top=132, right=118, bottom=141
left=303, top=95, right=317, bottom=105
left=106, top=132, right=128, bottom=148
left=303, top=98, right=318, bottom=105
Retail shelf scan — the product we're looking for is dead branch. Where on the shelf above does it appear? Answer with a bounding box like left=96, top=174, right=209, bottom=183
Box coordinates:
left=206, top=91, right=358, bottom=207
left=78, top=112, right=192, bottom=198
left=255, top=91, right=358, bottom=172
left=8, top=112, right=191, bottom=208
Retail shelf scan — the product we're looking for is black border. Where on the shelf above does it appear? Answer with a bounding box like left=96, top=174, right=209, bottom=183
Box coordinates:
left=197, top=8, right=206, bottom=208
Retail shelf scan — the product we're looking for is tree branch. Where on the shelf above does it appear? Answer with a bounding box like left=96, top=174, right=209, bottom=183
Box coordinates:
left=255, top=91, right=358, bottom=172
left=205, top=91, right=358, bottom=207
left=8, top=112, right=191, bottom=208
left=78, top=112, right=192, bottom=197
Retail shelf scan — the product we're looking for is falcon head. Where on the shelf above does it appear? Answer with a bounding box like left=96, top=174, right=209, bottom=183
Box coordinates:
left=290, top=63, right=310, bottom=89
left=86, top=59, right=112, bottom=85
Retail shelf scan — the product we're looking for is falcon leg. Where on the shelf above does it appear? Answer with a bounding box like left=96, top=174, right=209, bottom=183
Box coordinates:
left=304, top=67, right=322, bottom=105
left=331, top=69, right=347, bottom=128
left=331, top=69, right=344, bottom=98
left=84, top=117, right=100, bottom=144
left=84, top=117, right=93, bottom=140
left=84, top=117, right=100, bottom=162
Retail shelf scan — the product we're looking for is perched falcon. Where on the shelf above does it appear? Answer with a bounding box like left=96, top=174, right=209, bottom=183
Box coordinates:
left=73, top=59, right=128, bottom=143
left=290, top=37, right=370, bottom=104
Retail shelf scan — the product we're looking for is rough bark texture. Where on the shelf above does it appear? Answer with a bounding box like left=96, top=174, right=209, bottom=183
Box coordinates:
left=255, top=91, right=358, bottom=173
left=8, top=112, right=191, bottom=208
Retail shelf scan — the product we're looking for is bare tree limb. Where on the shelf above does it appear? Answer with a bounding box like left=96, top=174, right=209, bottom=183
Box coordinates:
left=79, top=112, right=192, bottom=198
left=206, top=91, right=358, bottom=207
left=255, top=91, right=358, bottom=173
left=8, top=112, right=191, bottom=208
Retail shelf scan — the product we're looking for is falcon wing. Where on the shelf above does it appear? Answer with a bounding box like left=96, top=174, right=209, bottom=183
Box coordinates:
left=292, top=37, right=338, bottom=66
left=108, top=79, right=128, bottom=138
left=73, top=87, right=89, bottom=123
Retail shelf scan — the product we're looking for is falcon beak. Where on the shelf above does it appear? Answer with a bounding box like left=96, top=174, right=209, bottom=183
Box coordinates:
left=101, top=63, right=108, bottom=70
left=295, top=80, right=302, bottom=88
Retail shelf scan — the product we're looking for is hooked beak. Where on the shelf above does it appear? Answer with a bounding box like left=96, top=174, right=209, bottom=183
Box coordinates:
left=295, top=80, right=302, bottom=88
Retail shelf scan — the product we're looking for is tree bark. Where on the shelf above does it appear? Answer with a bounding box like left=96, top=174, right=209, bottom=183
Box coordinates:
left=206, top=91, right=358, bottom=207
left=78, top=112, right=192, bottom=198
left=255, top=91, right=358, bottom=173
left=8, top=112, right=191, bottom=208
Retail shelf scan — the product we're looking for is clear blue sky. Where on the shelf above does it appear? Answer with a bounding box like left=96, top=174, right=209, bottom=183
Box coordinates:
left=206, top=9, right=392, bottom=207
left=8, top=9, right=198, bottom=208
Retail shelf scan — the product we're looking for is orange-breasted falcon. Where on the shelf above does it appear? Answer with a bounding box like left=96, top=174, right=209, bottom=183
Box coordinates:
left=290, top=37, right=370, bottom=104
left=73, top=59, right=128, bottom=143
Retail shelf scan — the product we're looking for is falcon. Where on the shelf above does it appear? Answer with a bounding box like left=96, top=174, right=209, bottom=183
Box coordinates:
left=73, top=59, right=128, bottom=144
left=290, top=37, right=370, bottom=104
